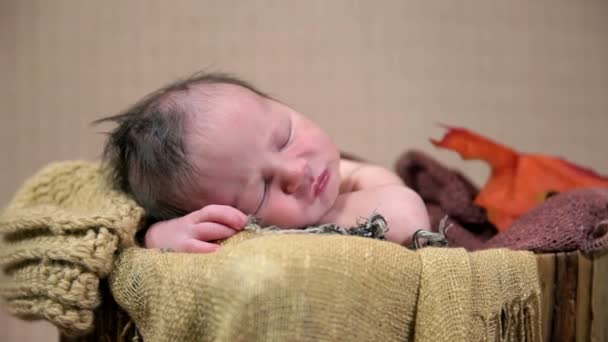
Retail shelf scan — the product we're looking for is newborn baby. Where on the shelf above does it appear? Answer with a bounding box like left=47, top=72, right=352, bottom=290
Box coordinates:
left=98, top=73, right=430, bottom=253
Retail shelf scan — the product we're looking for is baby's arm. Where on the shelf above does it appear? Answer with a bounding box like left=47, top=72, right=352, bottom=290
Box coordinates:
left=322, top=159, right=430, bottom=245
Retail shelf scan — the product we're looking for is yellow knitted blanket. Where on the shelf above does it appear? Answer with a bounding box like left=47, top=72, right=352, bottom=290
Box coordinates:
left=0, top=161, right=144, bottom=335
left=0, top=161, right=542, bottom=341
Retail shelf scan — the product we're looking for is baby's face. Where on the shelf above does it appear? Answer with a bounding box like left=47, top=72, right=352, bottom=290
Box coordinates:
left=184, top=84, right=341, bottom=228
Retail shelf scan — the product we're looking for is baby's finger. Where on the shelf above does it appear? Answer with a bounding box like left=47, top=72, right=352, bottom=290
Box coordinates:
left=181, top=239, right=222, bottom=253
left=193, top=222, right=240, bottom=241
left=191, top=205, right=248, bottom=230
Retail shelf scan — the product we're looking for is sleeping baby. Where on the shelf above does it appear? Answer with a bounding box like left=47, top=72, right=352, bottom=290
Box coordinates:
left=97, top=72, right=430, bottom=253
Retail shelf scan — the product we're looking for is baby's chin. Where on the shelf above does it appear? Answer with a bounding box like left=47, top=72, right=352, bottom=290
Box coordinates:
left=269, top=208, right=329, bottom=229
left=277, top=215, right=323, bottom=229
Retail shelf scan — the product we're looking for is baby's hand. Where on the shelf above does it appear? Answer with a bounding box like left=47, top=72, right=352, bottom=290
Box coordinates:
left=144, top=205, right=248, bottom=253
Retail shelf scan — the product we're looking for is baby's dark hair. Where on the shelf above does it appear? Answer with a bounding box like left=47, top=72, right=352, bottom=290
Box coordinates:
left=94, top=72, right=268, bottom=221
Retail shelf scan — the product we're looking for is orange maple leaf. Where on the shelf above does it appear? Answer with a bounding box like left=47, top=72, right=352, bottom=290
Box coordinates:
left=431, top=126, right=608, bottom=231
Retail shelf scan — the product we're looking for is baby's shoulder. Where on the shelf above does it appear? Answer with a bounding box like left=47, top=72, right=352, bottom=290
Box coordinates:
left=339, top=158, right=365, bottom=180
left=338, top=157, right=405, bottom=193
left=338, top=158, right=369, bottom=193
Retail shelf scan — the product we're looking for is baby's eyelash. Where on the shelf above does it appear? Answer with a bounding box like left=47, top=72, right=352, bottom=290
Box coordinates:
left=280, top=119, right=293, bottom=150
left=254, top=179, right=270, bottom=215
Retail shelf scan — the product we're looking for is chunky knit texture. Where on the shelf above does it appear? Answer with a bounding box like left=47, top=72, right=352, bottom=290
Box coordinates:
left=0, top=161, right=145, bottom=335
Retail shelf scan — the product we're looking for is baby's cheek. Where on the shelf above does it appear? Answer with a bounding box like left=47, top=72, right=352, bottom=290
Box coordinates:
left=265, top=198, right=314, bottom=228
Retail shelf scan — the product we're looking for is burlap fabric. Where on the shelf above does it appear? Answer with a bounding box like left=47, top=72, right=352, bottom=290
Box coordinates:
left=1, top=161, right=541, bottom=341
left=111, top=236, right=540, bottom=342
left=484, top=188, right=608, bottom=254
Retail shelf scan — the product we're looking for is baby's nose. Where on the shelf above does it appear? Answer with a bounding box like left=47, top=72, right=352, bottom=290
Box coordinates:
left=280, top=160, right=311, bottom=194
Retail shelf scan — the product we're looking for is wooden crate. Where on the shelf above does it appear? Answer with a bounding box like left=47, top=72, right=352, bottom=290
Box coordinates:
left=537, top=251, right=608, bottom=342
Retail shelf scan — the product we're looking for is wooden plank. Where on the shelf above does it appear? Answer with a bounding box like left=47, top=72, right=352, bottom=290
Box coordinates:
left=536, top=253, right=556, bottom=342
left=576, top=252, right=592, bottom=342
left=591, top=253, right=608, bottom=342
left=551, top=252, right=578, bottom=342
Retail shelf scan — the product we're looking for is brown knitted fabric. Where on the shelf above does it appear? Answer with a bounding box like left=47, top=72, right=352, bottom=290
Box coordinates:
left=395, top=150, right=608, bottom=255
left=484, top=188, right=608, bottom=255
left=395, top=150, right=497, bottom=249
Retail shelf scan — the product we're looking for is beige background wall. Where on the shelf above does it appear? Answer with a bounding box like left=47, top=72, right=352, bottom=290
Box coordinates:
left=1, top=1, right=607, bottom=341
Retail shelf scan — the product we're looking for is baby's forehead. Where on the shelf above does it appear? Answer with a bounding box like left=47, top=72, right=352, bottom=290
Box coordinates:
left=182, top=82, right=271, bottom=167
left=184, top=84, right=274, bottom=132
left=190, top=83, right=264, bottom=108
